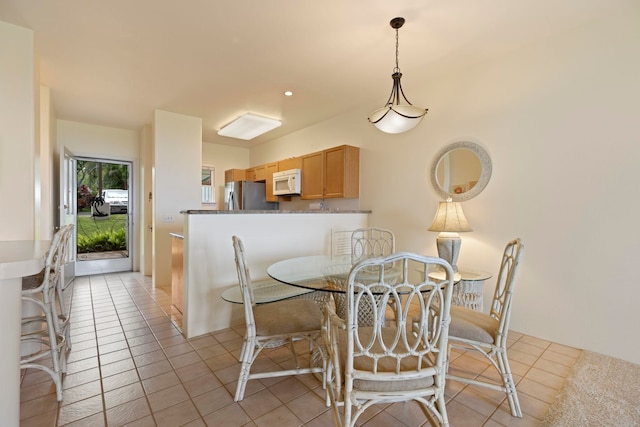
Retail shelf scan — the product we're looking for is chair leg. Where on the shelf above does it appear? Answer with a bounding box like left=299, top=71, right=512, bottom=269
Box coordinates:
left=436, top=394, right=450, bottom=427
left=496, top=349, right=522, bottom=417
left=238, top=333, right=248, bottom=363
left=42, top=301, right=64, bottom=401
left=234, top=337, right=255, bottom=402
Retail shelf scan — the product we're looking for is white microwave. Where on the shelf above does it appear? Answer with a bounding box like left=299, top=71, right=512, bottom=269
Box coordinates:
left=273, top=168, right=301, bottom=196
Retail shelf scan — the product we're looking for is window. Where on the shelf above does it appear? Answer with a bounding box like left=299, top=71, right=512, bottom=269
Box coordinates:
left=202, top=166, right=215, bottom=204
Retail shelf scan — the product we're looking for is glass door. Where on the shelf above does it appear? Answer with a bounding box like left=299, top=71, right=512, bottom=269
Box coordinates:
left=75, top=158, right=133, bottom=275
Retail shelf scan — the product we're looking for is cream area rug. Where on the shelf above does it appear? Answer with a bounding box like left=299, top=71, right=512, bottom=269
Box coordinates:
left=541, top=350, right=640, bottom=426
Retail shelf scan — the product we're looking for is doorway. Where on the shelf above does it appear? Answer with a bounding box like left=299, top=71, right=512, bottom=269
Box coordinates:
left=75, top=158, right=133, bottom=275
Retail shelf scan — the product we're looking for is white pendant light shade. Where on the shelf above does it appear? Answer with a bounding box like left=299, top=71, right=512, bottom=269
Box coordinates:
left=368, top=104, right=427, bottom=134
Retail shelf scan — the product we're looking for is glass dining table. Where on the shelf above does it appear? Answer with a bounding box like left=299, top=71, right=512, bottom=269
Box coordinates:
left=267, top=255, right=354, bottom=293
left=268, top=254, right=460, bottom=324
left=268, top=254, right=420, bottom=325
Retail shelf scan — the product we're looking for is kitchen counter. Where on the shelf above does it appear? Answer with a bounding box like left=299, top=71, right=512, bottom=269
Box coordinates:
left=181, top=209, right=371, bottom=214
left=180, top=211, right=369, bottom=337
left=1, top=240, right=50, bottom=426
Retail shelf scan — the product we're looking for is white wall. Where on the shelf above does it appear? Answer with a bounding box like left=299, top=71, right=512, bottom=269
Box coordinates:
left=140, top=125, right=153, bottom=276
left=202, top=141, right=249, bottom=207
left=0, top=21, right=35, bottom=240
left=36, top=86, right=56, bottom=240
left=153, top=110, right=202, bottom=286
left=57, top=120, right=141, bottom=271
left=252, top=6, right=640, bottom=364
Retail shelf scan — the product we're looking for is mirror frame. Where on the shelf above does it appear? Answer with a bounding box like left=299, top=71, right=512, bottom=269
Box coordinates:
left=430, top=141, right=492, bottom=201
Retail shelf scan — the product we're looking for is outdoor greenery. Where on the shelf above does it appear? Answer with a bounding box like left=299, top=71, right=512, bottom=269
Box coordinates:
left=76, top=214, right=127, bottom=253
left=77, top=160, right=128, bottom=211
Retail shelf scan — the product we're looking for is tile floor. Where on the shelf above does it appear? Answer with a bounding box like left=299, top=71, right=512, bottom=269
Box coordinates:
left=20, top=272, right=581, bottom=426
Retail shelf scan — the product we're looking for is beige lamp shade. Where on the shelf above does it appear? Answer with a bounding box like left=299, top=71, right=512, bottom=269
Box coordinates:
left=428, top=201, right=473, bottom=232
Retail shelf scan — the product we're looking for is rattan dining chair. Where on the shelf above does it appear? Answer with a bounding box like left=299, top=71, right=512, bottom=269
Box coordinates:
left=20, top=225, right=73, bottom=401
left=231, top=236, right=325, bottom=402
left=323, top=252, right=455, bottom=427
left=350, top=227, right=395, bottom=265
left=446, top=238, right=525, bottom=417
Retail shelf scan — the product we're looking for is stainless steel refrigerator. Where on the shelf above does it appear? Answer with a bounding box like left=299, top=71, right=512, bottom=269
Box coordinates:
left=224, top=181, right=279, bottom=210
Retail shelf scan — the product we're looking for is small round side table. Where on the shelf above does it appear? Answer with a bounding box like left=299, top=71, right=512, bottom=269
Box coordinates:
left=429, top=269, right=492, bottom=311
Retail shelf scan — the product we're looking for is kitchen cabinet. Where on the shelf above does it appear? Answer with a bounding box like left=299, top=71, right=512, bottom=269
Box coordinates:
left=265, top=162, right=278, bottom=202
left=253, top=165, right=266, bottom=182
left=301, top=145, right=359, bottom=199
left=301, top=151, right=324, bottom=199
left=225, top=169, right=245, bottom=183
left=171, top=233, right=184, bottom=314
left=277, top=157, right=302, bottom=172
left=245, top=168, right=256, bottom=181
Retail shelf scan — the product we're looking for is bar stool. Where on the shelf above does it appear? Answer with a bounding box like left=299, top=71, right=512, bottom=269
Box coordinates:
left=21, top=226, right=71, bottom=401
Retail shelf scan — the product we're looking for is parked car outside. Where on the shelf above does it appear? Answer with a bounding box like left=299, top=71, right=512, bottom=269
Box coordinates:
left=101, top=189, right=128, bottom=214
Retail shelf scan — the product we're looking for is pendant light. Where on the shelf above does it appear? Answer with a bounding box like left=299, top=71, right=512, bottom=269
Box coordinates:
left=368, top=17, right=428, bottom=134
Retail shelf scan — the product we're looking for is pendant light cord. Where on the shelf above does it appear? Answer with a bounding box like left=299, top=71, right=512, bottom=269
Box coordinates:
left=394, top=27, right=400, bottom=74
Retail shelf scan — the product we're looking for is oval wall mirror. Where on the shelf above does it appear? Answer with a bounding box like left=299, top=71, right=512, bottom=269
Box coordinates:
left=430, top=141, right=492, bottom=201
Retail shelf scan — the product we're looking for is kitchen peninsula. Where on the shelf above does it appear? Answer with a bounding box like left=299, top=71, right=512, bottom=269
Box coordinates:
left=179, top=209, right=370, bottom=338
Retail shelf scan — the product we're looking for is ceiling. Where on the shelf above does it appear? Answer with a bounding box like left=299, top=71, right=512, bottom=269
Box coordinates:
left=0, top=0, right=629, bottom=148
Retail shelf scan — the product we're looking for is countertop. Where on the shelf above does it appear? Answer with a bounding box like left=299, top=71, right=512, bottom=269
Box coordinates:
left=180, top=209, right=371, bottom=214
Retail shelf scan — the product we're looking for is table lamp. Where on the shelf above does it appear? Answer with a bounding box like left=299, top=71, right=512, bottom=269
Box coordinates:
left=428, top=200, right=472, bottom=271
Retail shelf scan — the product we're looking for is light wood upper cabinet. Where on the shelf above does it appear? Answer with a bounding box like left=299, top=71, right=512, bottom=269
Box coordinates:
left=225, top=168, right=246, bottom=183
left=253, top=165, right=266, bottom=182
left=277, top=157, right=302, bottom=172
left=265, top=162, right=278, bottom=202
left=301, top=145, right=359, bottom=200
left=301, top=151, right=324, bottom=199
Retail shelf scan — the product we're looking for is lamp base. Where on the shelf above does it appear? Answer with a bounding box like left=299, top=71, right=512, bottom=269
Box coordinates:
left=436, top=233, right=461, bottom=272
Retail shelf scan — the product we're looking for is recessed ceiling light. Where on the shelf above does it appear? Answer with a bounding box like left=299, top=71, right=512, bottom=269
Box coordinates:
left=217, top=113, right=281, bottom=140
left=284, top=90, right=293, bottom=96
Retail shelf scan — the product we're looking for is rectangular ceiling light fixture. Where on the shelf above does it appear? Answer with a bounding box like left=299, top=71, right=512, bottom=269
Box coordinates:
left=217, top=113, right=282, bottom=140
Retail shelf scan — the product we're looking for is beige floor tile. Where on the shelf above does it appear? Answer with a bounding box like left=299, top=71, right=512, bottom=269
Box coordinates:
left=20, top=409, right=58, bottom=427
left=174, top=360, right=212, bottom=382
left=285, top=390, right=328, bottom=423
left=105, top=397, right=152, bottom=426
left=202, top=403, right=252, bottom=426
left=182, top=372, right=222, bottom=398
left=20, top=393, right=60, bottom=420
left=169, top=350, right=202, bottom=369
left=98, top=348, right=131, bottom=366
left=154, top=400, right=201, bottom=427
left=141, top=370, right=181, bottom=394
left=147, top=383, right=190, bottom=412
left=120, top=415, right=156, bottom=427
left=57, top=395, right=103, bottom=425
left=60, top=380, right=102, bottom=406
left=517, top=377, right=559, bottom=404
left=60, top=411, right=105, bottom=427
left=137, top=359, right=173, bottom=380
left=240, top=388, right=283, bottom=419
left=101, top=369, right=140, bottom=393
left=62, top=367, right=101, bottom=390
left=269, top=376, right=311, bottom=403
left=103, top=382, right=145, bottom=410
left=192, top=385, right=236, bottom=416
left=99, top=357, right=136, bottom=378
left=253, top=405, right=305, bottom=427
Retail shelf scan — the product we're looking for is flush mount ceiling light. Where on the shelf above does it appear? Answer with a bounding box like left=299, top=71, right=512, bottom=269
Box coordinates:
left=368, top=17, right=428, bottom=134
left=217, top=113, right=282, bottom=140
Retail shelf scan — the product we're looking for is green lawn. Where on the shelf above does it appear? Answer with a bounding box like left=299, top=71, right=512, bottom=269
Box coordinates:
left=77, top=214, right=127, bottom=237
left=76, top=214, right=127, bottom=253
